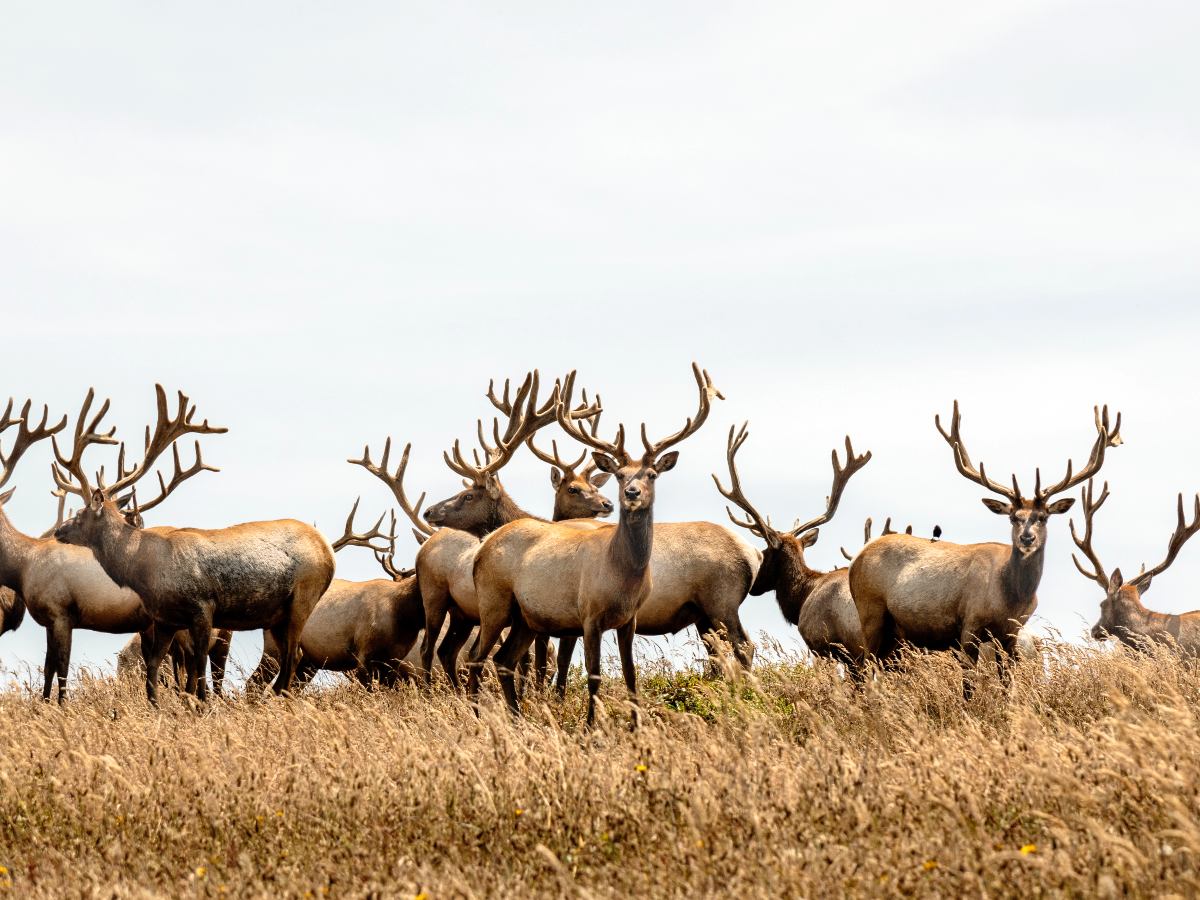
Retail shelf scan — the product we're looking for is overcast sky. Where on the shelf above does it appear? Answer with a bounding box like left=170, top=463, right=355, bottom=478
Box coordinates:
left=2, top=2, right=1199, bottom=681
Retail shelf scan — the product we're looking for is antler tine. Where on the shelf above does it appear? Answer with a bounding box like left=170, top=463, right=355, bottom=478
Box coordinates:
left=1037, top=404, right=1123, bottom=501
left=95, top=385, right=227, bottom=500
left=525, top=436, right=588, bottom=474
left=556, top=370, right=627, bottom=461
left=1131, top=491, right=1200, bottom=592
left=934, top=400, right=1020, bottom=503
left=114, top=439, right=218, bottom=516
left=639, top=362, right=724, bottom=461
left=50, top=388, right=117, bottom=501
left=349, top=439, right=436, bottom=537
left=0, top=397, right=69, bottom=490
left=331, top=496, right=393, bottom=553
left=1068, top=479, right=1111, bottom=590
left=711, top=422, right=778, bottom=547
left=790, top=435, right=873, bottom=537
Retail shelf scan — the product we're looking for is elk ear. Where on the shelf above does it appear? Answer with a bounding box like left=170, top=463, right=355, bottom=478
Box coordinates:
left=981, top=498, right=1012, bottom=516
left=592, top=452, right=621, bottom=475
left=1110, top=568, right=1124, bottom=591
left=483, top=473, right=503, bottom=500
left=0, top=487, right=15, bottom=506
left=549, top=468, right=563, bottom=489
left=589, top=470, right=612, bottom=488
left=799, top=528, right=819, bottom=548
left=654, top=451, right=679, bottom=473
left=1138, top=574, right=1152, bottom=594
left=1046, top=497, right=1075, bottom=515
left=89, top=489, right=105, bottom=512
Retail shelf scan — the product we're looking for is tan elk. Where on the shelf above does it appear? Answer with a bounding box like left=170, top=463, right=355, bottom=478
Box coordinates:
left=251, top=500, right=424, bottom=688
left=0, top=390, right=221, bottom=700
left=1070, top=479, right=1200, bottom=655
left=849, top=401, right=1122, bottom=690
left=468, top=363, right=722, bottom=726
left=351, top=371, right=605, bottom=685
left=54, top=386, right=334, bottom=703
left=713, top=423, right=870, bottom=664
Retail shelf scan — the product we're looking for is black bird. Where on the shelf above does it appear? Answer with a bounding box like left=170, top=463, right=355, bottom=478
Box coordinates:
left=932, top=524, right=943, bottom=542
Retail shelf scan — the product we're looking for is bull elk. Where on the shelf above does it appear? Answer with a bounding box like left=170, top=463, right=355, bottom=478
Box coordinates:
left=54, top=386, right=334, bottom=703
left=0, top=390, right=221, bottom=700
left=1070, top=479, right=1200, bottom=655
left=351, top=371, right=605, bottom=685
left=714, top=423, right=870, bottom=664
left=468, top=363, right=722, bottom=727
left=849, top=401, right=1122, bottom=691
left=251, top=499, right=424, bottom=688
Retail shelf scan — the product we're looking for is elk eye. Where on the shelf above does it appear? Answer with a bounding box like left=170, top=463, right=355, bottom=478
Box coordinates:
left=648, top=472, right=657, bottom=480
left=1009, top=516, right=1018, bottom=524
left=462, top=494, right=473, bottom=502
left=568, top=487, right=580, bottom=494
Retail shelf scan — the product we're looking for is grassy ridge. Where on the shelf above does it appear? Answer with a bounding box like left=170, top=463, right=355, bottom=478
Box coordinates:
left=1, top=645, right=1198, bottom=898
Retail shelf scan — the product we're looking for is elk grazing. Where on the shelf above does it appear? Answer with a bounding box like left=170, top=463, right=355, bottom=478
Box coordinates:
left=1070, top=479, right=1200, bottom=655
left=468, top=363, right=722, bottom=726
left=849, top=401, right=1122, bottom=690
left=713, top=423, right=870, bottom=664
left=54, top=386, right=334, bottom=703
left=350, top=371, right=604, bottom=685
left=0, top=391, right=221, bottom=700
left=251, top=500, right=424, bottom=688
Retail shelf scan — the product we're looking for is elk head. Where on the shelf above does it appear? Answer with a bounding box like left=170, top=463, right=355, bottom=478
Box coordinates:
left=1070, top=479, right=1200, bottom=643
left=714, top=423, right=870, bottom=616
left=526, top=434, right=613, bottom=520
left=53, top=385, right=226, bottom=545
left=558, top=363, right=721, bottom=515
left=935, top=401, right=1122, bottom=558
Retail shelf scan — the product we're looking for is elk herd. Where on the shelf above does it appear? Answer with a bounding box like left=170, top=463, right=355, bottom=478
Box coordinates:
left=1, top=369, right=1198, bottom=725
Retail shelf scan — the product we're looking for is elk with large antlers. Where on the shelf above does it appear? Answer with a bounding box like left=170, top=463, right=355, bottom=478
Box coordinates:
left=849, top=402, right=1122, bottom=691
left=351, top=371, right=607, bottom=685
left=714, top=423, right=871, bottom=664
left=250, top=500, right=425, bottom=688
left=54, top=385, right=334, bottom=703
left=1070, top=480, right=1200, bottom=655
left=0, top=390, right=222, bottom=700
left=468, top=364, right=722, bottom=726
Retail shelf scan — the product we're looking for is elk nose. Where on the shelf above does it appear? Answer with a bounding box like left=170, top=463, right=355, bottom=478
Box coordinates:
left=602, top=499, right=614, bottom=512
left=624, top=486, right=641, bottom=500
left=1020, top=533, right=1035, bottom=546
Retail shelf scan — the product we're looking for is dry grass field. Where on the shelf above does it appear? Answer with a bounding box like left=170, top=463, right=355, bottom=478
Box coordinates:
left=1, top=642, right=1199, bottom=898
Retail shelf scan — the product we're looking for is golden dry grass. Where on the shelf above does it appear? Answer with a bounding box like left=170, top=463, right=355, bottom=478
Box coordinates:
left=2, top=642, right=1199, bottom=898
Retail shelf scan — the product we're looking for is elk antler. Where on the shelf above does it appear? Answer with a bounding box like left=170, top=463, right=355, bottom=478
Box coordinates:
left=331, top=499, right=415, bottom=580
left=50, top=389, right=119, bottom=500
left=711, top=422, right=780, bottom=548
left=349, top=438, right=435, bottom=544
left=1069, top=479, right=1112, bottom=592
left=0, top=397, right=68, bottom=491
left=790, top=436, right=872, bottom=538
left=839, top=516, right=913, bottom=561
left=935, top=400, right=1022, bottom=504
left=526, top=392, right=603, bottom=476
left=1130, top=491, right=1200, bottom=593
left=638, top=363, right=723, bottom=463
left=1035, top=406, right=1123, bottom=502
left=119, top=440, right=219, bottom=518
left=557, top=371, right=629, bottom=462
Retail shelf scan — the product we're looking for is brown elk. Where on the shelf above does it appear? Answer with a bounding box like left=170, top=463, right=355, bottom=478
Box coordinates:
left=351, top=371, right=605, bottom=685
left=849, top=401, right=1122, bottom=690
left=117, top=629, right=233, bottom=695
left=0, top=390, right=221, bottom=700
left=713, top=423, right=870, bottom=664
left=468, top=363, right=722, bottom=726
left=1070, top=479, right=1200, bottom=655
left=54, top=386, right=334, bottom=703
left=251, top=500, right=425, bottom=688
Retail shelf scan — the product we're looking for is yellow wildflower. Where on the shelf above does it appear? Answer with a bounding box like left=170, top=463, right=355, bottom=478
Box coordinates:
left=195, top=866, right=207, bottom=879
left=922, top=860, right=938, bottom=871
left=0, top=867, right=7, bottom=876
left=514, top=808, right=524, bottom=817
left=414, top=893, right=430, bottom=900
left=1020, top=844, right=1037, bottom=856
left=635, top=763, right=648, bottom=774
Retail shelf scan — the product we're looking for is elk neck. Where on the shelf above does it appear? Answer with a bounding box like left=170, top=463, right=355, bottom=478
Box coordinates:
left=478, top=490, right=542, bottom=538
left=0, top=505, right=39, bottom=594
left=1000, top=542, right=1045, bottom=609
left=762, top=545, right=824, bottom=626
left=89, top=513, right=161, bottom=594
left=608, top=505, right=654, bottom=575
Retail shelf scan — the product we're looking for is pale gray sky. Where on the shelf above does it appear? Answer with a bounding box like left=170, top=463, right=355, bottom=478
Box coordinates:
left=2, top=1, right=1199, bottom=680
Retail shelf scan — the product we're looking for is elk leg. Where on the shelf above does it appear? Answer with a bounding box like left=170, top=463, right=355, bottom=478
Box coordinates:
left=465, top=618, right=506, bottom=708
left=140, top=625, right=173, bottom=706
left=494, top=621, right=538, bottom=716
left=419, top=581, right=451, bottom=683
left=958, top=635, right=982, bottom=701
left=248, top=628, right=282, bottom=689
left=616, top=620, right=640, bottom=730
left=533, top=635, right=550, bottom=691
left=169, top=635, right=188, bottom=692
left=436, top=615, right=476, bottom=690
left=583, top=622, right=603, bottom=729
left=209, top=630, right=231, bottom=698
left=268, top=616, right=301, bottom=696
left=45, top=619, right=72, bottom=703
left=186, top=617, right=212, bottom=702
left=555, top=636, right=578, bottom=698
